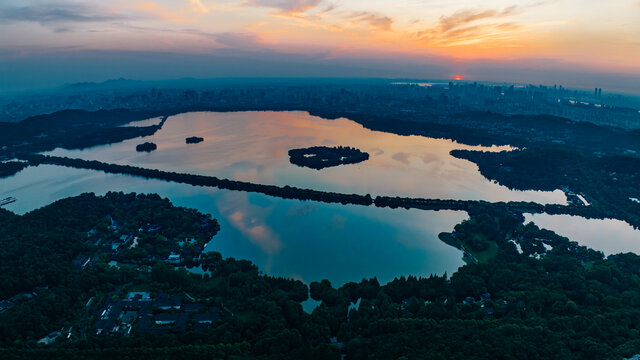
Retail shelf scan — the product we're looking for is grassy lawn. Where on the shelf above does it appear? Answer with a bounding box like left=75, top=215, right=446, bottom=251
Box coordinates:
left=469, top=241, right=498, bottom=263
left=438, top=232, right=498, bottom=264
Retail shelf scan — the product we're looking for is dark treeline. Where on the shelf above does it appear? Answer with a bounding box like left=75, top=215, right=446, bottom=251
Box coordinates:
left=373, top=196, right=623, bottom=225
left=288, top=146, right=369, bottom=170
left=0, top=161, right=28, bottom=178
left=20, top=154, right=374, bottom=206
left=66, top=125, right=162, bottom=150
left=374, top=196, right=474, bottom=211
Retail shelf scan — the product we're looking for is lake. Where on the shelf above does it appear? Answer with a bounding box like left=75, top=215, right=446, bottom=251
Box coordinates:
left=47, top=111, right=567, bottom=203
left=2, top=111, right=609, bottom=286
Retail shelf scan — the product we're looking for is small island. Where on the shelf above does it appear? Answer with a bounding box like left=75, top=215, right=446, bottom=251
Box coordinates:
left=288, top=145, right=369, bottom=170
left=186, top=136, right=204, bottom=144
left=136, top=142, right=157, bottom=152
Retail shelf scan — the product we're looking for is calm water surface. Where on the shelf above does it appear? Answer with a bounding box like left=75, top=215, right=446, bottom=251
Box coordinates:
left=47, top=111, right=566, bottom=203
left=1, top=165, right=466, bottom=286
left=525, top=213, right=640, bottom=255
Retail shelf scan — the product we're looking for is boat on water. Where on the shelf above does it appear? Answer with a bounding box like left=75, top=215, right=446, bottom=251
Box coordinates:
left=0, top=197, right=16, bottom=206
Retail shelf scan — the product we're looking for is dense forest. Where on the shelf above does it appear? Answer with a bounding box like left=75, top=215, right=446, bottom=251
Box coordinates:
left=1, top=193, right=640, bottom=359
left=0, top=192, right=218, bottom=300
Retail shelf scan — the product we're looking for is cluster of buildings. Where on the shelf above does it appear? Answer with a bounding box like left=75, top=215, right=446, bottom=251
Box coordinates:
left=84, top=218, right=207, bottom=267
left=562, top=187, right=590, bottom=207
left=435, top=82, right=640, bottom=129
left=462, top=292, right=495, bottom=315
left=94, top=292, right=223, bottom=336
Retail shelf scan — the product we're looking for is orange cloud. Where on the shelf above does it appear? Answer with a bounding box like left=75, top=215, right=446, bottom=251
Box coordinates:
left=438, top=6, right=520, bottom=32
left=347, top=11, right=393, bottom=31
left=412, top=5, right=534, bottom=49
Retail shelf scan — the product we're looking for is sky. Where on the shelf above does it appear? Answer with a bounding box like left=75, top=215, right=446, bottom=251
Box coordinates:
left=1, top=0, right=639, bottom=93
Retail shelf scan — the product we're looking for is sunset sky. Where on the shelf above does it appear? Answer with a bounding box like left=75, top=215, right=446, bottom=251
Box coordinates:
left=1, top=0, right=639, bottom=93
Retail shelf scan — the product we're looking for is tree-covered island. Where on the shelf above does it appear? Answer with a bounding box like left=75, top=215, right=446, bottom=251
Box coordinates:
left=186, top=136, right=204, bottom=144
left=288, top=146, right=369, bottom=170
left=136, top=142, right=157, bottom=152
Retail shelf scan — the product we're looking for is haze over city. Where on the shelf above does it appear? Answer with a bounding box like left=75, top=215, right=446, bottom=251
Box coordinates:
left=1, top=0, right=639, bottom=93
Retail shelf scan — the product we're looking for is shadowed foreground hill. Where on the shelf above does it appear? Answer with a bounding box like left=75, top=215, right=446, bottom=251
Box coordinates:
left=1, top=194, right=640, bottom=359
